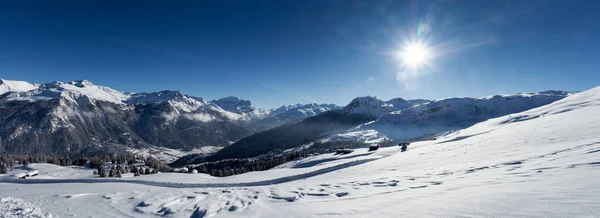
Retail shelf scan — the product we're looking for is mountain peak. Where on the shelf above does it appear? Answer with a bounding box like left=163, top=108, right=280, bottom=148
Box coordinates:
left=344, top=96, right=384, bottom=110
left=68, top=80, right=94, bottom=88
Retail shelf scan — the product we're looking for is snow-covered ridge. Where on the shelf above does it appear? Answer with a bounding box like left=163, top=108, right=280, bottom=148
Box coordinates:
left=342, top=96, right=429, bottom=117
left=3, top=79, right=129, bottom=105
left=127, top=90, right=212, bottom=112
left=335, top=90, right=573, bottom=141
left=0, top=78, right=39, bottom=95
left=269, top=103, right=340, bottom=118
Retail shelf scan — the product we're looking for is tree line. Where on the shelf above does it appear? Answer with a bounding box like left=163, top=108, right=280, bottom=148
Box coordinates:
left=0, top=152, right=172, bottom=175
left=186, top=139, right=377, bottom=177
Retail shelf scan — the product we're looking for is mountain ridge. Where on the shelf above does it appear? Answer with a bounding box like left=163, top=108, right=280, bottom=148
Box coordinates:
left=0, top=78, right=342, bottom=158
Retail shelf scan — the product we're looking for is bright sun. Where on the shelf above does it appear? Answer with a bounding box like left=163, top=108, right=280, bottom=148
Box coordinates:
left=399, top=42, right=431, bottom=69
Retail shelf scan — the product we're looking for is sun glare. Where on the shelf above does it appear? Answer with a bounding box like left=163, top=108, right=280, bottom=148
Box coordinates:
left=399, top=42, right=431, bottom=69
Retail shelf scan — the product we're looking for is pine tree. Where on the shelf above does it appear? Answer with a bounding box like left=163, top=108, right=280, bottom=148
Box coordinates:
left=108, top=166, right=115, bottom=177
left=130, top=165, right=137, bottom=173
left=0, top=163, right=7, bottom=174
left=116, top=165, right=123, bottom=175
left=98, top=166, right=107, bottom=178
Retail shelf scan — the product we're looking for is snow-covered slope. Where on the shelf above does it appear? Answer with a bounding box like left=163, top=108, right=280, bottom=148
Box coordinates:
left=0, top=78, right=38, bottom=95
left=1, top=86, right=598, bottom=217
left=336, top=91, right=571, bottom=141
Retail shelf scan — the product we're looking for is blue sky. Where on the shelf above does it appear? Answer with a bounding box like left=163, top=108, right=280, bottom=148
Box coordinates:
left=1, top=0, right=599, bottom=108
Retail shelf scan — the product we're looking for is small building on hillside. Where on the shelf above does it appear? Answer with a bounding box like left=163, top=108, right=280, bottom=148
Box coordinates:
left=335, top=149, right=354, bottom=155
left=26, top=170, right=39, bottom=177
left=15, top=173, right=27, bottom=179
left=15, top=170, right=39, bottom=179
left=368, top=144, right=379, bottom=151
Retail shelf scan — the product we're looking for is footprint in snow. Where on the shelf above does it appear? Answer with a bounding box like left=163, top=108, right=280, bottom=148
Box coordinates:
left=429, top=181, right=443, bottom=185
left=335, top=192, right=349, bottom=197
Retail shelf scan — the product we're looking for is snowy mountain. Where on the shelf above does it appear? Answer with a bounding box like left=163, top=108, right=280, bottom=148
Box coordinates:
left=334, top=90, right=573, bottom=142
left=0, top=79, right=254, bottom=155
left=2, top=86, right=599, bottom=218
left=0, top=78, right=38, bottom=95
left=3, top=80, right=129, bottom=104
left=198, top=91, right=570, bottom=163
left=210, top=96, right=264, bottom=116
left=0, top=78, right=344, bottom=158
left=342, top=96, right=429, bottom=117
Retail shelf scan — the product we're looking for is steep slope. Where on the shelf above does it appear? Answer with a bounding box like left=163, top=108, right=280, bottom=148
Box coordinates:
left=335, top=91, right=572, bottom=141
left=0, top=93, right=145, bottom=155
left=204, top=110, right=375, bottom=162
left=129, top=92, right=252, bottom=150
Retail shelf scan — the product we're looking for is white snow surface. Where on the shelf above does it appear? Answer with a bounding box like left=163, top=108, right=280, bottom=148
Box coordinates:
left=1, top=87, right=599, bottom=217
left=0, top=197, right=53, bottom=218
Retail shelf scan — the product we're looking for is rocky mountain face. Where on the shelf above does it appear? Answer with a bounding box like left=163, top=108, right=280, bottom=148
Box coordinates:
left=210, top=96, right=262, bottom=116
left=0, top=91, right=143, bottom=155
left=0, top=79, right=340, bottom=156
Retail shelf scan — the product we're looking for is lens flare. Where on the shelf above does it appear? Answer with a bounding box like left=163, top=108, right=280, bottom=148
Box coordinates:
left=399, top=42, right=431, bottom=69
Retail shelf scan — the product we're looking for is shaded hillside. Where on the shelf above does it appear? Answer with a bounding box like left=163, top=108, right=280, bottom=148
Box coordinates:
left=202, top=110, right=376, bottom=162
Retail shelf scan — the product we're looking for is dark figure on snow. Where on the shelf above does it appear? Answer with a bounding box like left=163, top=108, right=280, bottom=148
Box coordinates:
left=401, top=143, right=408, bottom=152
